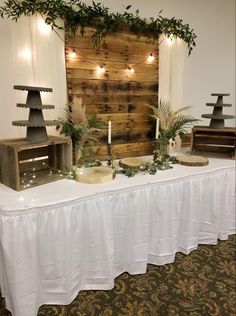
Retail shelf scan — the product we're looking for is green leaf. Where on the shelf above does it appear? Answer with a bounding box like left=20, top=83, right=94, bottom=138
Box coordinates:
left=0, top=0, right=197, bottom=55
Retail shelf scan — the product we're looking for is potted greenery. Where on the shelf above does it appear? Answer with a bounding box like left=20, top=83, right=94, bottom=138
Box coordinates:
left=147, top=99, right=199, bottom=157
left=56, top=96, right=104, bottom=164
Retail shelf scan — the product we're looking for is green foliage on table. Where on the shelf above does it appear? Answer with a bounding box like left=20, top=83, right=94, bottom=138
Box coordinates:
left=117, top=157, right=176, bottom=177
left=0, top=0, right=197, bottom=55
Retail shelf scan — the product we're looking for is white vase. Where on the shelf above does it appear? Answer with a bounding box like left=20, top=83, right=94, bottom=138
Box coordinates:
left=167, top=135, right=182, bottom=156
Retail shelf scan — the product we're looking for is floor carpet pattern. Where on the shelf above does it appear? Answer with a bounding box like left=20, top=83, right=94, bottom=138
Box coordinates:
left=1, top=234, right=235, bottom=316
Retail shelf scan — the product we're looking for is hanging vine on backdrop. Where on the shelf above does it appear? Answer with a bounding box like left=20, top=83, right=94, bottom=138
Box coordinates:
left=0, top=0, right=197, bottom=55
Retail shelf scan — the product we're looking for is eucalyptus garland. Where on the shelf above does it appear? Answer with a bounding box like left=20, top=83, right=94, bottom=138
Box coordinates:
left=116, top=155, right=176, bottom=177
left=0, top=0, right=197, bottom=55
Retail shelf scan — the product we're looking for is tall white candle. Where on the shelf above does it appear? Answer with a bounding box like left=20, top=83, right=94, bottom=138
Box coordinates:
left=108, top=120, right=111, bottom=144
left=155, top=118, right=159, bottom=139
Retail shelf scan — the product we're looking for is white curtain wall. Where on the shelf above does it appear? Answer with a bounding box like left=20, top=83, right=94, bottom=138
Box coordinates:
left=159, top=35, right=188, bottom=110
left=0, top=15, right=67, bottom=139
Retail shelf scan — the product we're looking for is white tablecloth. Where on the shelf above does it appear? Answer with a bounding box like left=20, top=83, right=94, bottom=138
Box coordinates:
left=0, top=158, right=235, bottom=316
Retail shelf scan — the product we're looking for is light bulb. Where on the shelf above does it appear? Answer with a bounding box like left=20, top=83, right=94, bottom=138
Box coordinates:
left=127, top=67, right=135, bottom=74
left=68, top=50, right=76, bottom=59
left=22, top=48, right=32, bottom=61
left=97, top=65, right=105, bottom=73
left=38, top=19, right=51, bottom=34
left=147, top=53, right=155, bottom=63
left=166, top=34, right=175, bottom=45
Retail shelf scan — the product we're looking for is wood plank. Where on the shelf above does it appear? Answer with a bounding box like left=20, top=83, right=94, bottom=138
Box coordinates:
left=66, top=60, right=158, bottom=73
left=84, top=141, right=154, bottom=160
left=89, top=149, right=153, bottom=161
left=67, top=27, right=158, bottom=44
left=65, top=47, right=159, bottom=65
left=18, top=146, right=48, bottom=160
left=68, top=94, right=158, bottom=105
left=0, top=143, right=19, bottom=190
left=96, top=113, right=149, bottom=122
left=99, top=120, right=152, bottom=131
left=97, top=128, right=154, bottom=144
left=66, top=67, right=158, bottom=82
left=19, top=158, right=49, bottom=173
left=67, top=79, right=158, bottom=95
left=66, top=34, right=157, bottom=53
left=85, top=103, right=152, bottom=114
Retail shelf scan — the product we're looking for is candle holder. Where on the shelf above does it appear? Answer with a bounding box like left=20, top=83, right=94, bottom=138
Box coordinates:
left=153, top=136, right=169, bottom=164
left=107, top=143, right=114, bottom=168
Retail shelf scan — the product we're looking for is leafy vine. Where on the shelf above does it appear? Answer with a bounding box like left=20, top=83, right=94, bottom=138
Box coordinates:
left=0, top=0, right=197, bottom=55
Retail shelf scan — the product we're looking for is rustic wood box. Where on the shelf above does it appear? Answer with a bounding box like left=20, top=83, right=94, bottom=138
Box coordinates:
left=0, top=136, right=72, bottom=191
left=191, top=126, right=236, bottom=158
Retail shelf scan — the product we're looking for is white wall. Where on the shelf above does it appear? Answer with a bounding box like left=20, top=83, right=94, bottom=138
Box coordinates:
left=0, top=7, right=67, bottom=139
left=0, top=0, right=235, bottom=140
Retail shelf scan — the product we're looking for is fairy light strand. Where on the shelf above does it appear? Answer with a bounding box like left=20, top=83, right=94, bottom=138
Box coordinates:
left=39, top=17, right=173, bottom=73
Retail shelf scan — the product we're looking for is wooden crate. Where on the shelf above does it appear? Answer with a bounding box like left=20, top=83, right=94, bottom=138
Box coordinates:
left=191, top=126, right=236, bottom=158
left=0, top=136, right=72, bottom=191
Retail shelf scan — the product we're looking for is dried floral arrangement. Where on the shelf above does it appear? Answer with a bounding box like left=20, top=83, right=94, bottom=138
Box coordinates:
left=56, top=96, right=104, bottom=164
left=148, top=99, right=198, bottom=142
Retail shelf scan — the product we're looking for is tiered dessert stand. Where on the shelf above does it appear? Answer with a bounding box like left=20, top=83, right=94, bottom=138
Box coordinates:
left=12, top=85, right=57, bottom=142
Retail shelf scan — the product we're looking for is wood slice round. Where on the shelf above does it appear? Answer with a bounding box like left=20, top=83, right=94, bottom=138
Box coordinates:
left=176, top=155, right=209, bottom=166
left=119, top=157, right=152, bottom=170
left=75, top=166, right=115, bottom=184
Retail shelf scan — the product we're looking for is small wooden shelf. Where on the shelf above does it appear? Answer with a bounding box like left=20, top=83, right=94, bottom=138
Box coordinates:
left=0, top=136, right=72, bottom=191
left=191, top=126, right=236, bottom=159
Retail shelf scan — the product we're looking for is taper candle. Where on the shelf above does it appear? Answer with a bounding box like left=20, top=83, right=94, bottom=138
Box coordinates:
left=155, top=118, right=159, bottom=139
left=108, top=120, right=111, bottom=144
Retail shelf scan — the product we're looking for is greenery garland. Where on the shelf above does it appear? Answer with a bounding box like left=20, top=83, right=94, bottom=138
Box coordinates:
left=0, top=0, right=197, bottom=55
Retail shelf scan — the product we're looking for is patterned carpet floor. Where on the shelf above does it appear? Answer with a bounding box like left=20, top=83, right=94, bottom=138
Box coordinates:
left=1, top=234, right=235, bottom=316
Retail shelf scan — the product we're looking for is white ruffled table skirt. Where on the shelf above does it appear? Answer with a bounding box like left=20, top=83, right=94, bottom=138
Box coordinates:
left=0, top=158, right=235, bottom=316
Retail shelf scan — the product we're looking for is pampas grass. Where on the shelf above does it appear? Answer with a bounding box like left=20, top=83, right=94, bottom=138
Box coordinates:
left=57, top=96, right=104, bottom=163
left=147, top=99, right=199, bottom=140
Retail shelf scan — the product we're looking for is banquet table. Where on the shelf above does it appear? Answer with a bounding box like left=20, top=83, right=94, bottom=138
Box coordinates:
left=0, top=158, right=235, bottom=316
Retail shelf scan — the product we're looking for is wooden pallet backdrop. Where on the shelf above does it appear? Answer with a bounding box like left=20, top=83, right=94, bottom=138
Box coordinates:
left=65, top=28, right=159, bottom=160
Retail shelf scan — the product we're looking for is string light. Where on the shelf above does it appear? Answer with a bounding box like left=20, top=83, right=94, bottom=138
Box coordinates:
left=19, top=16, right=166, bottom=83
left=48, top=24, right=164, bottom=75
left=147, top=53, right=155, bottom=63
left=20, top=164, right=66, bottom=188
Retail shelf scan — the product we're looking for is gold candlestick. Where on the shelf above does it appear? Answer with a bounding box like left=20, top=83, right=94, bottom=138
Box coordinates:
left=153, top=139, right=159, bottom=164
left=107, top=143, right=114, bottom=167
